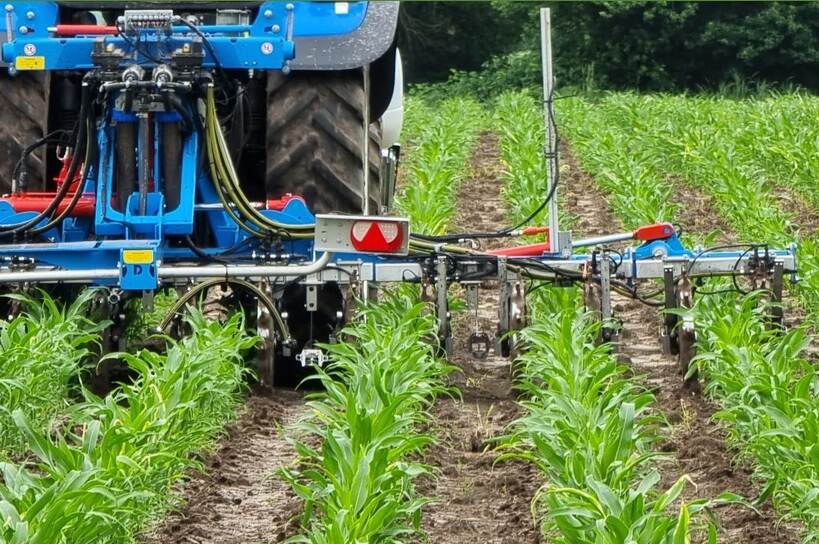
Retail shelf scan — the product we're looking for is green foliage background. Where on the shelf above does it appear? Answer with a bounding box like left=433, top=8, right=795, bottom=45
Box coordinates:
left=398, top=2, right=819, bottom=95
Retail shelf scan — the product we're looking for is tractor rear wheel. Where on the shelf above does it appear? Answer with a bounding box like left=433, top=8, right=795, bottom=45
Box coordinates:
left=0, top=73, right=48, bottom=194
left=265, top=70, right=383, bottom=214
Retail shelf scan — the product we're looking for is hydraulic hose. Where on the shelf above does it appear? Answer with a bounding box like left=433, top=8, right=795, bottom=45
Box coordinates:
left=159, top=277, right=290, bottom=340
left=204, top=86, right=313, bottom=237
left=30, top=113, right=96, bottom=234
left=0, top=79, right=92, bottom=235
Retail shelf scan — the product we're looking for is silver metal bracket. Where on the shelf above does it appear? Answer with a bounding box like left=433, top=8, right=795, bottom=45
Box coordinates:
left=599, top=250, right=617, bottom=345
left=296, top=348, right=326, bottom=368
left=305, top=282, right=318, bottom=312
left=434, top=256, right=452, bottom=356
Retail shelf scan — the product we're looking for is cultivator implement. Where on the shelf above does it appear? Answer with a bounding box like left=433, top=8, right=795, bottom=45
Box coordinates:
left=0, top=3, right=798, bottom=387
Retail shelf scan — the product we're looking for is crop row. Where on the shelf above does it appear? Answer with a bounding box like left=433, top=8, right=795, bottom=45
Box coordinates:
left=277, top=95, right=487, bottom=541
left=493, top=92, right=718, bottom=541
left=0, top=292, right=102, bottom=458
left=396, top=96, right=484, bottom=234
left=559, top=93, right=819, bottom=323
left=281, top=292, right=451, bottom=542
left=557, top=92, right=819, bottom=540
left=0, top=307, right=254, bottom=543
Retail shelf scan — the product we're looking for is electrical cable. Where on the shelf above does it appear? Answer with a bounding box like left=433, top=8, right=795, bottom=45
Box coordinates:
left=11, top=130, right=72, bottom=191
left=411, top=85, right=561, bottom=244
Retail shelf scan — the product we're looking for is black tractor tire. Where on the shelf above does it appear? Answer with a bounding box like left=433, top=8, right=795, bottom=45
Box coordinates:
left=265, top=70, right=382, bottom=214
left=0, top=73, right=48, bottom=194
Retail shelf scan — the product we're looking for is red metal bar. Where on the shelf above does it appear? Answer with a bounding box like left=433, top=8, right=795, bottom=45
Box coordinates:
left=633, top=222, right=675, bottom=242
left=2, top=193, right=96, bottom=217
left=266, top=193, right=305, bottom=211
left=487, top=242, right=552, bottom=257
left=52, top=24, right=119, bottom=36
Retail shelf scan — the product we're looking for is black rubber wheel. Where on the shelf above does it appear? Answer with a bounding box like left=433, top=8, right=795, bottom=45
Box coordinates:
left=265, top=70, right=382, bottom=214
left=0, top=73, right=48, bottom=193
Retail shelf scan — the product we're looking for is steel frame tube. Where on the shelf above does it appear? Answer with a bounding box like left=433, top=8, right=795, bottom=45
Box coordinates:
left=540, top=8, right=559, bottom=253
left=159, top=251, right=334, bottom=279
left=0, top=252, right=333, bottom=284
left=0, top=269, right=120, bottom=283
left=573, top=232, right=634, bottom=248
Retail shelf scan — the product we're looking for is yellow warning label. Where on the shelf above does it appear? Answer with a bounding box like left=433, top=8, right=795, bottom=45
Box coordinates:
left=15, top=57, right=45, bottom=71
left=123, top=249, right=154, bottom=265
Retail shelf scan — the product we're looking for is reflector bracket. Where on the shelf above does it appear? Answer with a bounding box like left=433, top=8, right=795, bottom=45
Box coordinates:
left=315, top=214, right=410, bottom=256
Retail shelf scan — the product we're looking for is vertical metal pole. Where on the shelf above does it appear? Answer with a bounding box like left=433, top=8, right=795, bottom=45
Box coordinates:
left=540, top=8, right=559, bottom=253
left=137, top=113, right=150, bottom=216
left=362, top=64, right=371, bottom=215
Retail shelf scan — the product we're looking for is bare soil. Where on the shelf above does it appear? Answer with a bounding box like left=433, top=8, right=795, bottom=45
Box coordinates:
left=141, top=389, right=307, bottom=544
left=668, top=175, right=735, bottom=243
left=771, top=184, right=819, bottom=238
left=418, top=132, right=541, bottom=544
left=561, top=142, right=799, bottom=543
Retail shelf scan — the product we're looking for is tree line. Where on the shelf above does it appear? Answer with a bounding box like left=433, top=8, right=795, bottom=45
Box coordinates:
left=398, top=2, right=819, bottom=93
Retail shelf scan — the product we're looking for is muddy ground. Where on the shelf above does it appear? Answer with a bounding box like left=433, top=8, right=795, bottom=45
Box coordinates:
left=142, top=389, right=306, bottom=544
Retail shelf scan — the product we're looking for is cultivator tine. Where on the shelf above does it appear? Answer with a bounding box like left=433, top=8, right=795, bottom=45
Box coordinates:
left=434, top=256, right=452, bottom=356
left=769, top=260, right=785, bottom=329
left=661, top=265, right=679, bottom=355
left=256, top=280, right=276, bottom=388
left=676, top=272, right=698, bottom=389
left=496, top=258, right=513, bottom=357
left=497, top=261, right=527, bottom=359
left=464, top=276, right=490, bottom=360
left=582, top=253, right=617, bottom=346
left=751, top=252, right=786, bottom=331
left=599, top=251, right=617, bottom=346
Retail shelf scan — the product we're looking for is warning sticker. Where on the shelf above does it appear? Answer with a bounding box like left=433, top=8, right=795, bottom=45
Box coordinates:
left=15, top=56, right=45, bottom=70
left=123, top=249, right=155, bottom=265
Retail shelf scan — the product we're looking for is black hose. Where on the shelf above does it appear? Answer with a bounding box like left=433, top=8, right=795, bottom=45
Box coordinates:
left=0, top=79, right=92, bottom=235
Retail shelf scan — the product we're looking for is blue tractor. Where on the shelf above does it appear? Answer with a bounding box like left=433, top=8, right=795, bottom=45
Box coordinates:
left=0, top=2, right=405, bottom=384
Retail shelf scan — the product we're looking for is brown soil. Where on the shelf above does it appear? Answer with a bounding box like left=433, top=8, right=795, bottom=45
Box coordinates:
left=771, top=184, right=819, bottom=238
left=668, top=175, right=735, bottom=243
left=561, top=143, right=800, bottom=543
left=141, top=389, right=307, bottom=544
left=418, top=132, right=541, bottom=544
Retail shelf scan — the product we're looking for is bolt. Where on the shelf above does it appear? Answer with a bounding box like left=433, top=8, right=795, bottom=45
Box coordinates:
left=18, top=26, right=27, bottom=34
left=4, top=5, right=13, bottom=13
left=271, top=24, right=280, bottom=33
left=286, top=3, right=294, bottom=10
left=264, top=9, right=273, bottom=18
left=25, top=10, right=33, bottom=20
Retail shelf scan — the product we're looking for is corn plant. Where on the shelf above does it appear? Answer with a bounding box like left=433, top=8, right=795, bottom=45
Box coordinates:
left=0, top=310, right=255, bottom=543
left=494, top=91, right=553, bottom=226
left=556, top=91, right=819, bottom=540
left=558, top=92, right=819, bottom=323
left=692, top=293, right=819, bottom=541
left=282, top=290, right=452, bottom=543
left=396, top=96, right=484, bottom=235
left=499, top=299, right=720, bottom=542
left=0, top=291, right=102, bottom=458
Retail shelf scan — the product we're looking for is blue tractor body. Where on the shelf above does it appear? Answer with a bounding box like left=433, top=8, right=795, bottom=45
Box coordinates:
left=0, top=2, right=400, bottom=293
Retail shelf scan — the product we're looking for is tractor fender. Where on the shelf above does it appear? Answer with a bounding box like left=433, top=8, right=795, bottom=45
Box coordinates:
left=290, top=2, right=399, bottom=71
left=381, top=49, right=404, bottom=148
